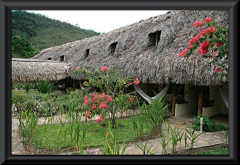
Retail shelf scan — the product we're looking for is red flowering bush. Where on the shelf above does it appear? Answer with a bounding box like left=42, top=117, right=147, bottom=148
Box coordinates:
left=72, top=66, right=139, bottom=126
left=178, top=17, right=228, bottom=78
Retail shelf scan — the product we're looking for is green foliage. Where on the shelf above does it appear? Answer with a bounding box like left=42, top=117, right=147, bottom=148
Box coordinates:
left=12, top=82, right=24, bottom=89
left=11, top=35, right=40, bottom=58
left=192, top=115, right=228, bottom=132
left=185, top=127, right=203, bottom=153
left=145, top=97, right=170, bottom=134
left=135, top=140, right=156, bottom=155
left=34, top=80, right=55, bottom=94
left=12, top=90, right=29, bottom=106
left=23, top=83, right=33, bottom=94
left=194, top=147, right=228, bottom=155
left=73, top=66, right=137, bottom=127
left=12, top=10, right=100, bottom=53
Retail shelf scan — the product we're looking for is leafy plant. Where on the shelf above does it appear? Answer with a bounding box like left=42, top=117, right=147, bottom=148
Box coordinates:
left=145, top=96, right=170, bottom=137
left=34, top=80, right=55, bottom=94
left=102, top=118, right=128, bottom=155
left=222, top=130, right=228, bottom=145
left=72, top=66, right=138, bottom=127
left=185, top=127, right=203, bottom=153
left=135, top=140, right=156, bottom=155
left=23, top=83, right=32, bottom=94
left=192, top=115, right=228, bottom=132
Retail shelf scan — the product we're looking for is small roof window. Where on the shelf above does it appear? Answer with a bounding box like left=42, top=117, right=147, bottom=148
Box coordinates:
left=108, top=42, right=118, bottom=55
left=148, top=30, right=161, bottom=46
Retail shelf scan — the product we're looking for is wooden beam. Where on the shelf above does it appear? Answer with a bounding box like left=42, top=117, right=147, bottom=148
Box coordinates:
left=172, top=84, right=176, bottom=115
left=198, top=86, right=203, bottom=116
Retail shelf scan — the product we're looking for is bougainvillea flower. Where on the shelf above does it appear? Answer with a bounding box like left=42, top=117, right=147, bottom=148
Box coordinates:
left=198, top=48, right=209, bottom=55
left=76, top=66, right=81, bottom=70
left=100, top=102, right=108, bottom=109
left=98, top=115, right=104, bottom=123
left=99, top=93, right=105, bottom=100
left=85, top=99, right=89, bottom=105
left=214, top=67, right=219, bottom=73
left=129, top=98, right=134, bottom=103
left=84, top=95, right=88, bottom=101
left=101, top=66, right=108, bottom=73
left=215, top=42, right=223, bottom=47
left=92, top=104, right=96, bottom=110
left=85, top=111, right=91, bottom=118
left=204, top=17, right=212, bottom=23
left=134, top=78, right=140, bottom=85
left=106, top=95, right=113, bottom=102
left=200, top=41, right=210, bottom=50
left=192, top=21, right=202, bottom=27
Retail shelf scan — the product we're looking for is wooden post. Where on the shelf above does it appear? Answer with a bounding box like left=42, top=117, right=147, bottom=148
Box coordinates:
left=172, top=84, right=176, bottom=116
left=198, top=86, right=203, bottom=116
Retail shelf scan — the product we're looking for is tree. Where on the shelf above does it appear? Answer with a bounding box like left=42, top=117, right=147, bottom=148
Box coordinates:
left=12, top=35, right=39, bottom=58
left=72, top=66, right=140, bottom=127
left=178, top=17, right=228, bottom=78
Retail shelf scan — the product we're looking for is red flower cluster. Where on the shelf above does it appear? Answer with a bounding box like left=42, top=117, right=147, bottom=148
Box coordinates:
left=86, top=110, right=91, bottom=118
left=178, top=17, right=217, bottom=58
left=101, top=66, right=108, bottom=73
left=134, top=78, right=140, bottom=85
left=84, top=93, right=113, bottom=121
left=98, top=115, right=103, bottom=123
left=100, top=102, right=108, bottom=109
left=192, top=17, right=212, bottom=27
left=214, top=67, right=224, bottom=73
left=126, top=94, right=135, bottom=103
left=192, top=21, right=202, bottom=27
left=198, top=41, right=210, bottom=55
left=215, top=42, right=223, bottom=47
left=203, top=17, right=212, bottom=23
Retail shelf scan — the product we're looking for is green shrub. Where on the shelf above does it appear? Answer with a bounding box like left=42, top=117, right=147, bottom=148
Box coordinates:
left=192, top=115, right=228, bottom=132
left=23, top=83, right=32, bottom=94
left=145, top=97, right=170, bottom=136
left=12, top=82, right=24, bottom=89
left=12, top=90, right=28, bottom=105
left=34, top=80, right=55, bottom=94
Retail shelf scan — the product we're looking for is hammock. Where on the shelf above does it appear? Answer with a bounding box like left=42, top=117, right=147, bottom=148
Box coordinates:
left=218, top=86, right=228, bottom=109
left=79, top=81, right=92, bottom=92
left=134, top=84, right=169, bottom=104
left=57, top=79, right=66, bottom=89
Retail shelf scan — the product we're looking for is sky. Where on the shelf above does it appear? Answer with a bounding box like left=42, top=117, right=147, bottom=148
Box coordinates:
left=27, top=10, right=170, bottom=33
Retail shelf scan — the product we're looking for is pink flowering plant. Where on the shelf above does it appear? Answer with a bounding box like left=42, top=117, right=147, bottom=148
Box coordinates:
left=178, top=17, right=228, bottom=78
left=72, top=66, right=139, bottom=127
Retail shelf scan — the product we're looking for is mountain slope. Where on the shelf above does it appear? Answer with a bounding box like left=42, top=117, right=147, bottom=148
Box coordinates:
left=12, top=10, right=101, bottom=56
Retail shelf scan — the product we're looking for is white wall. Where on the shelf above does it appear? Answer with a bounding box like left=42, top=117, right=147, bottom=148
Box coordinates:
left=201, top=83, right=228, bottom=117
left=175, top=84, right=198, bottom=116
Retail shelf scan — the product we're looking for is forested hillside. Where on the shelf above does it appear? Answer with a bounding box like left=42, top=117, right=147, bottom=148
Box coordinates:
left=12, top=10, right=101, bottom=58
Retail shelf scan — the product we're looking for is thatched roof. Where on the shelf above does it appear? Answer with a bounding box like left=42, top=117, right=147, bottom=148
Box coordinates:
left=32, top=10, right=228, bottom=86
left=12, top=58, right=71, bottom=83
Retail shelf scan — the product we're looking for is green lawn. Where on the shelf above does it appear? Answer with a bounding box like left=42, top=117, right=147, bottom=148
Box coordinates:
left=32, top=114, right=151, bottom=152
left=194, top=147, right=228, bottom=155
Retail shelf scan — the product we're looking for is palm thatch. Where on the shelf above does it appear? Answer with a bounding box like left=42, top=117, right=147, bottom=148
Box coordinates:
left=12, top=58, right=71, bottom=83
left=32, top=10, right=228, bottom=86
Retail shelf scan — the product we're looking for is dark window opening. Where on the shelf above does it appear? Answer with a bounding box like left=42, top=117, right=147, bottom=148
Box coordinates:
left=82, top=49, right=90, bottom=60
left=148, top=30, right=161, bottom=46
left=203, top=86, right=214, bottom=107
left=60, top=55, right=64, bottom=62
left=48, top=58, right=51, bottom=60
left=176, top=84, right=186, bottom=104
left=109, top=42, right=118, bottom=54
left=86, top=49, right=90, bottom=58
